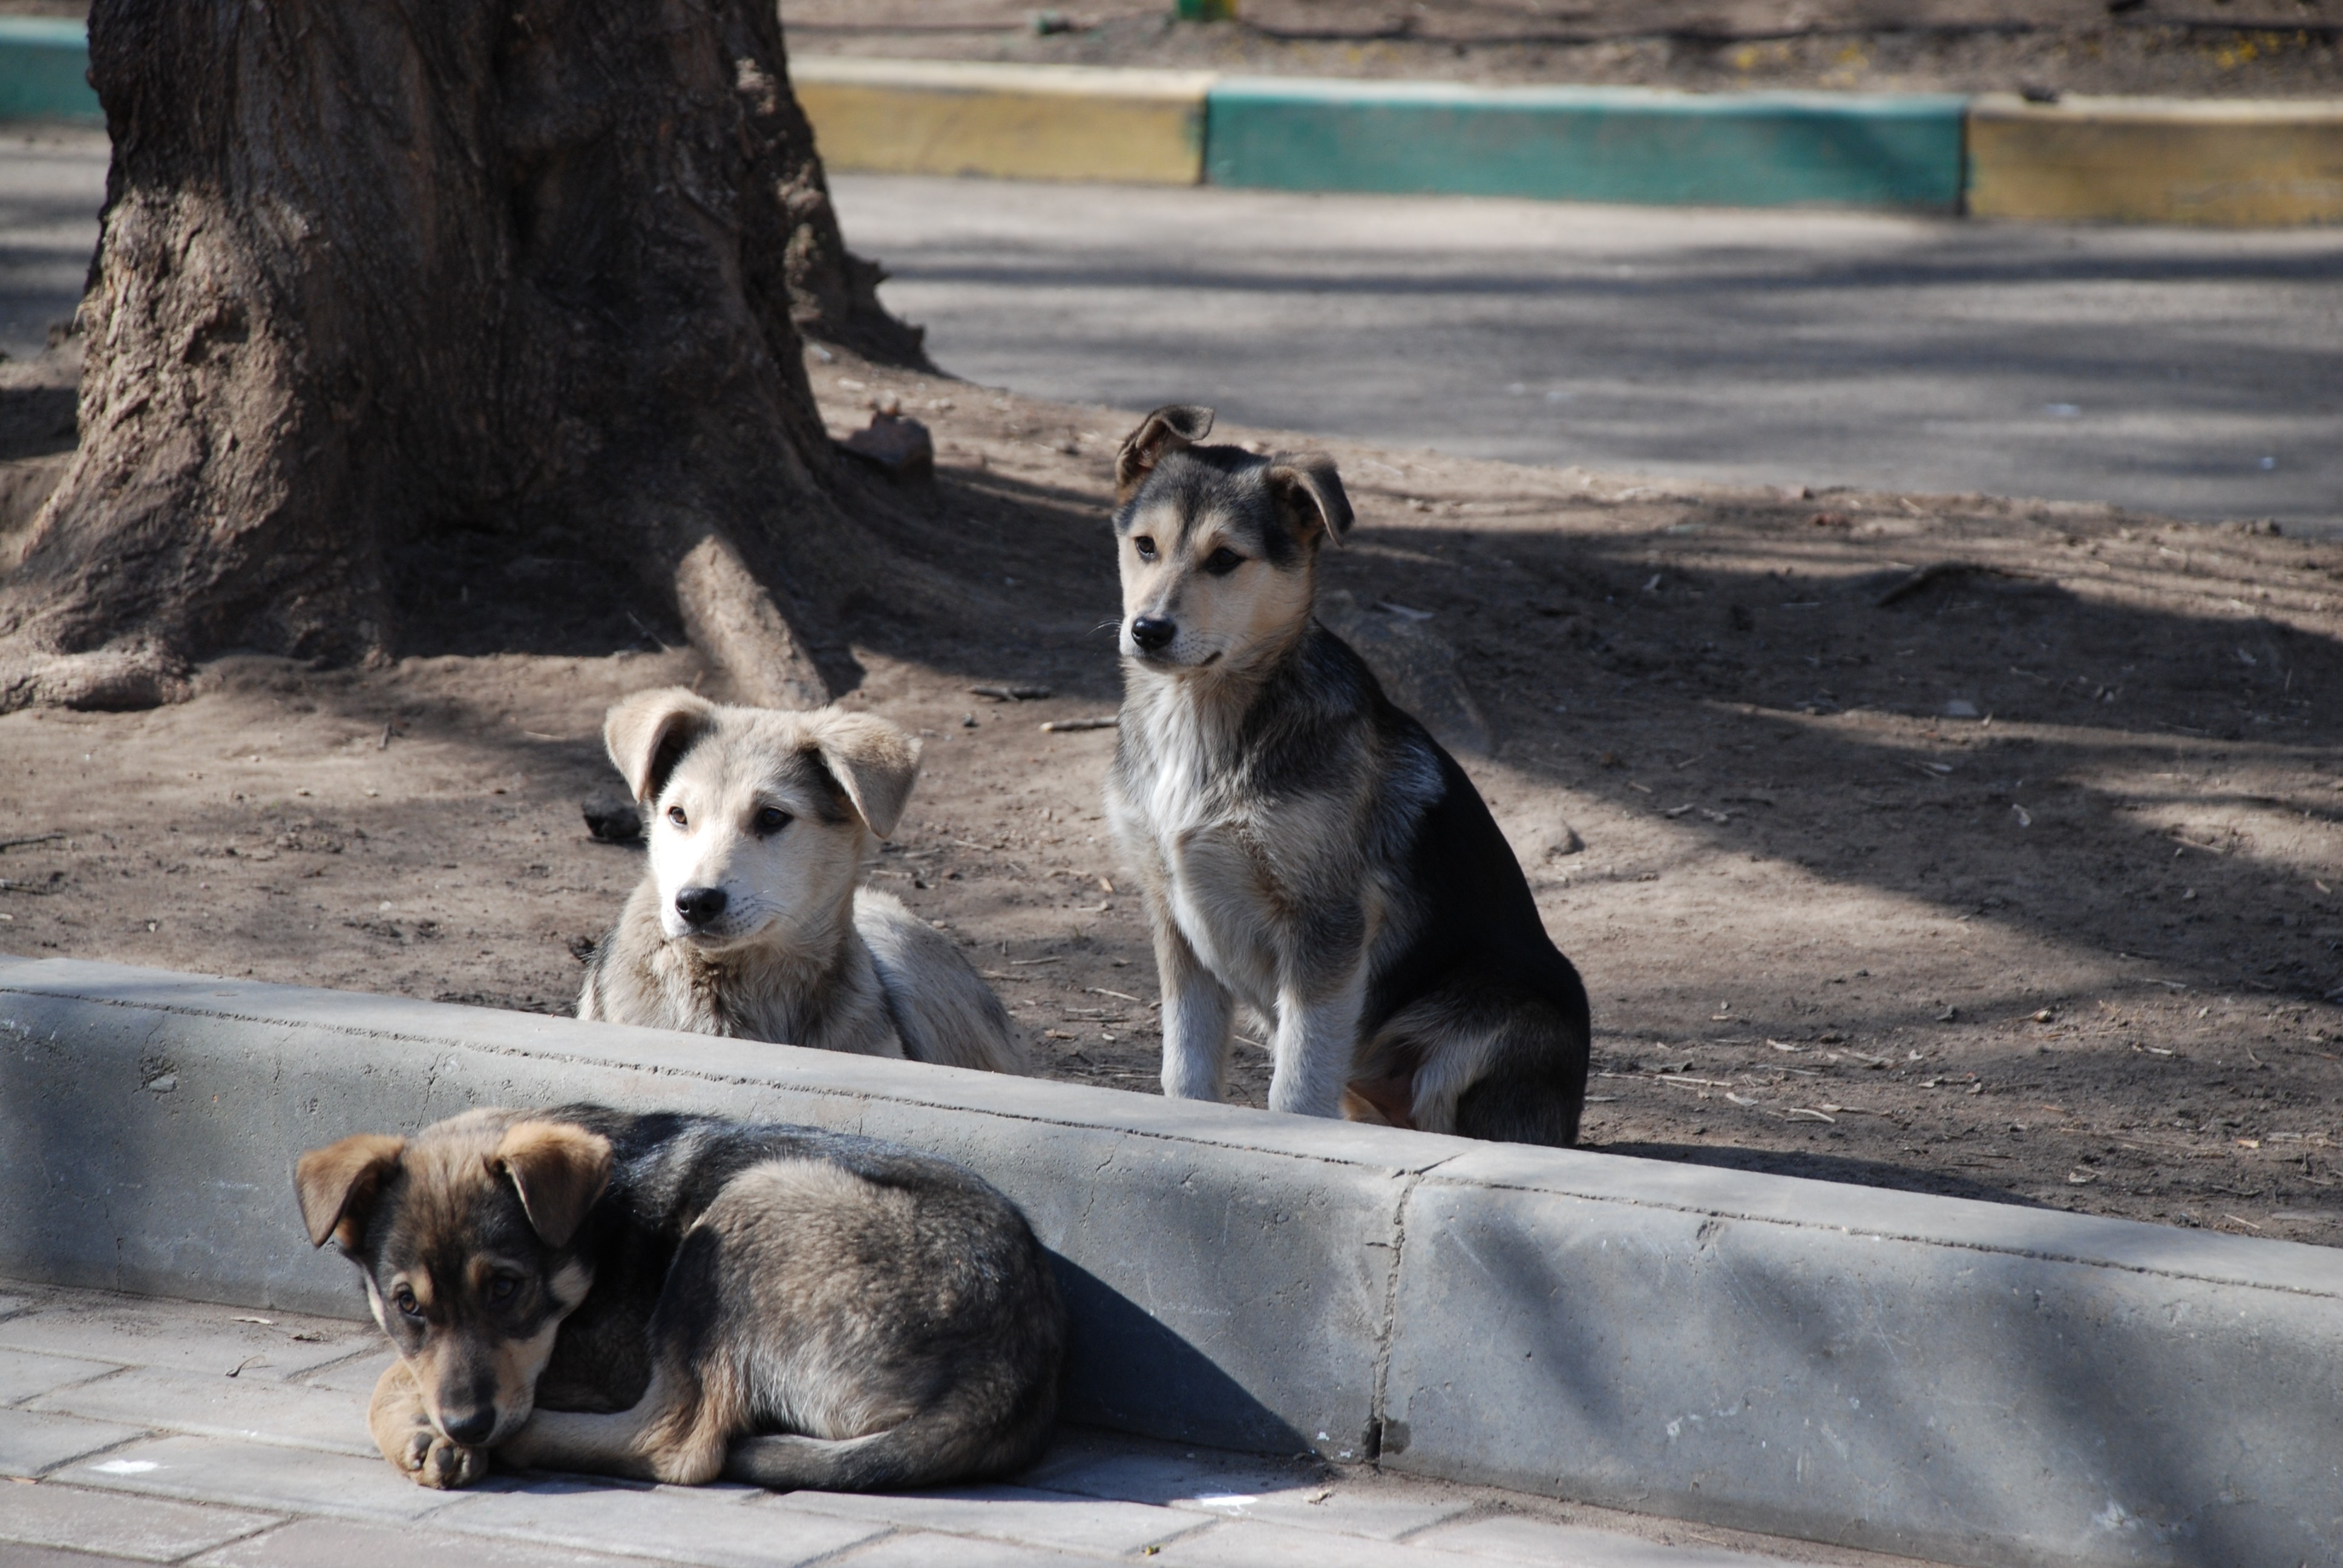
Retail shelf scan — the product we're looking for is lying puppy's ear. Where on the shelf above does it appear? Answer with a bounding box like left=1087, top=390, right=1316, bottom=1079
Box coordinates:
left=1115, top=403, right=1214, bottom=504
left=493, top=1122, right=614, bottom=1250
left=605, top=687, right=716, bottom=805
left=804, top=709, right=923, bottom=840
left=295, top=1133, right=407, bottom=1250
left=1267, top=452, right=1354, bottom=550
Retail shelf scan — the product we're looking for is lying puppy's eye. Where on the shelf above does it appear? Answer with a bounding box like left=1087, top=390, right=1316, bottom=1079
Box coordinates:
left=1132, top=535, right=1157, bottom=561
left=484, top=1276, right=520, bottom=1307
left=392, top=1285, right=423, bottom=1319
left=1204, top=547, right=1244, bottom=577
left=754, top=806, right=792, bottom=836
left=666, top=806, right=687, bottom=828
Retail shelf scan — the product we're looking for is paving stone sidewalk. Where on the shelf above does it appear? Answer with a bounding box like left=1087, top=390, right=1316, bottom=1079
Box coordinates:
left=0, top=1282, right=1921, bottom=1568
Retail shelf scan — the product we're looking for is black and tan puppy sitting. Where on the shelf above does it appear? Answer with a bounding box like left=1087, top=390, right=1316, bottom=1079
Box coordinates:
left=295, top=1105, right=1065, bottom=1491
left=1104, top=404, right=1592, bottom=1145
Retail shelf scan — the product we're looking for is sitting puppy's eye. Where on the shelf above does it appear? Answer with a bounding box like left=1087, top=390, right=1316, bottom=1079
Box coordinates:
left=1203, top=547, right=1244, bottom=577
left=754, top=806, right=791, bottom=836
left=1132, top=535, right=1157, bottom=561
left=484, top=1275, right=520, bottom=1307
left=392, top=1285, right=423, bottom=1319
left=667, top=806, right=687, bottom=828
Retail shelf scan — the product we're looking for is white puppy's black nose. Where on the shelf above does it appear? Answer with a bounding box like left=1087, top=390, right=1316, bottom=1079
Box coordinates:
left=675, top=886, right=729, bottom=927
left=1130, top=615, right=1177, bottom=652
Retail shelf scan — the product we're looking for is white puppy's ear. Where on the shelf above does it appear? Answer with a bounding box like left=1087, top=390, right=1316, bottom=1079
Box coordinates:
left=804, top=709, right=922, bottom=840
left=604, top=687, right=717, bottom=805
left=1115, top=403, right=1214, bottom=504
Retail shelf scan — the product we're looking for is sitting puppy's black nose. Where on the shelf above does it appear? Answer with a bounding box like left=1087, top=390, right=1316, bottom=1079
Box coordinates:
left=675, top=886, right=729, bottom=927
left=1130, top=615, right=1177, bottom=653
left=441, top=1407, right=496, bottom=1445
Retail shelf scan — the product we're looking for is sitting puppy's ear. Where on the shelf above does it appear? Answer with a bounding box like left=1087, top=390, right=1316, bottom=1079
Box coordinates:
left=493, top=1122, right=614, bottom=1250
left=295, top=1133, right=407, bottom=1250
left=804, top=710, right=922, bottom=840
left=1115, top=403, right=1214, bottom=504
left=605, top=687, right=716, bottom=805
left=1267, top=453, right=1354, bottom=550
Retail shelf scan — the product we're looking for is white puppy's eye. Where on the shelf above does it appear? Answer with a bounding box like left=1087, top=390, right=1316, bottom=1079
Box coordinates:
left=1132, top=535, right=1157, bottom=561
left=754, top=806, right=791, bottom=836
left=667, top=806, right=687, bottom=828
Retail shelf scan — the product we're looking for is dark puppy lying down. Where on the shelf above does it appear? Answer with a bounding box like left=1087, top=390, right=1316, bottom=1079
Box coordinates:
left=297, top=1105, right=1065, bottom=1491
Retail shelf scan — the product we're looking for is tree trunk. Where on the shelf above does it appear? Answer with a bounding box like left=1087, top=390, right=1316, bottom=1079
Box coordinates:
left=0, top=0, right=919, bottom=713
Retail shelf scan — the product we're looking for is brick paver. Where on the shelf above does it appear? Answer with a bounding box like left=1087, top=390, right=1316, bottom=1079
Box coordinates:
left=0, top=1280, right=1927, bottom=1568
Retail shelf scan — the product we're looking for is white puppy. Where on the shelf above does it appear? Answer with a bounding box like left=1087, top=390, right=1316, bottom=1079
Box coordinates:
left=578, top=688, right=1025, bottom=1073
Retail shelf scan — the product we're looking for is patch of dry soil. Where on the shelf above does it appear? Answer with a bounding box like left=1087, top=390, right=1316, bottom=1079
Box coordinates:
left=3, top=347, right=2340, bottom=1245
left=778, top=0, right=2343, bottom=101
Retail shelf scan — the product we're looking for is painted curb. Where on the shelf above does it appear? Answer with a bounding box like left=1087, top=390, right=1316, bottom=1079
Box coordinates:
left=791, top=57, right=1212, bottom=186
left=6, top=34, right=2342, bottom=224
left=1970, top=91, right=2343, bottom=226
left=4, top=956, right=2340, bottom=1568
left=0, top=17, right=97, bottom=123
left=1205, top=77, right=1968, bottom=211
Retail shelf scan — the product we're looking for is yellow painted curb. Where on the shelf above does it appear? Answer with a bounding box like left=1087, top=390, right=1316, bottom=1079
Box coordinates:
left=1968, top=93, right=2343, bottom=226
left=791, top=58, right=1215, bottom=186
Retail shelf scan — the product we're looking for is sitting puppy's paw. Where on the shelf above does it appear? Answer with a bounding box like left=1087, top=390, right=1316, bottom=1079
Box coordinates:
left=397, top=1424, right=488, bottom=1489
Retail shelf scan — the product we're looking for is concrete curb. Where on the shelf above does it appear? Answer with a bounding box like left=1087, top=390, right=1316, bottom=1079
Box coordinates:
left=3, top=956, right=2339, bottom=1568
left=1968, top=92, right=2343, bottom=226
left=0, top=18, right=97, bottom=123
left=1204, top=77, right=1967, bottom=211
left=791, top=57, right=1213, bottom=186
left=6, top=34, right=2341, bottom=223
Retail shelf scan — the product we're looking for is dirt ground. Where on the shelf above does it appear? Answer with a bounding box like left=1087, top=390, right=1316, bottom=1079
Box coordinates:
left=4, top=1, right=2336, bottom=98
left=3, top=334, right=2341, bottom=1245
left=773, top=0, right=2343, bottom=100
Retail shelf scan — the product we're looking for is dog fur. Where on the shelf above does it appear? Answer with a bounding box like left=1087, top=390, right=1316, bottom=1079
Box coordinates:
left=1103, top=405, right=1592, bottom=1145
left=295, top=1105, right=1066, bottom=1491
left=578, top=690, right=1026, bottom=1074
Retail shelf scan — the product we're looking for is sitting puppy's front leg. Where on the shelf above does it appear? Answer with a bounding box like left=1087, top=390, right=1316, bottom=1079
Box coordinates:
left=1268, top=961, right=1368, bottom=1121
left=370, top=1359, right=487, bottom=1489
left=1153, top=915, right=1236, bottom=1103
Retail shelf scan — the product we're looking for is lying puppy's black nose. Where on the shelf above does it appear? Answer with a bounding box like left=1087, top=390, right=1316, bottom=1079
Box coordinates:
left=1130, top=615, right=1177, bottom=652
left=441, top=1407, right=496, bottom=1445
left=675, top=886, right=729, bottom=927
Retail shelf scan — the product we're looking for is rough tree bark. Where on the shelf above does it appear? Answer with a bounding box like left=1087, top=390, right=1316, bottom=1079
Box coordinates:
left=0, top=0, right=921, bottom=713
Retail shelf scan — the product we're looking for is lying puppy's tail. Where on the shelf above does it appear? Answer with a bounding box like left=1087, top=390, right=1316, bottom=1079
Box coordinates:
left=723, top=1394, right=1054, bottom=1492
left=856, top=889, right=1032, bottom=1075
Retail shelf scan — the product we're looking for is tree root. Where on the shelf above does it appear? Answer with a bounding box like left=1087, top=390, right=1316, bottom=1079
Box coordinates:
left=0, top=642, right=192, bottom=714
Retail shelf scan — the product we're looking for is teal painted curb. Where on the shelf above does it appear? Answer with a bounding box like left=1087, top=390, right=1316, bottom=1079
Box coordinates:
left=0, top=18, right=97, bottom=122
left=1206, top=76, right=1967, bottom=210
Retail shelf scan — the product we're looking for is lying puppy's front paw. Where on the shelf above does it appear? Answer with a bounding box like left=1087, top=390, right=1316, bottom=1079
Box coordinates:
left=398, top=1425, right=488, bottom=1489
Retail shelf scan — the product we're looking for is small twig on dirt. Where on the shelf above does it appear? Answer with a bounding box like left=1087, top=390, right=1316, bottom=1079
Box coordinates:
left=0, top=880, right=57, bottom=897
left=225, top=1355, right=267, bottom=1378
left=624, top=611, right=676, bottom=654
left=0, top=832, right=65, bottom=852
left=1041, top=717, right=1118, bottom=733
left=1785, top=1107, right=1837, bottom=1123
left=1008, top=956, right=1063, bottom=966
left=1087, top=987, right=1143, bottom=1004
left=972, top=684, right=1052, bottom=702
